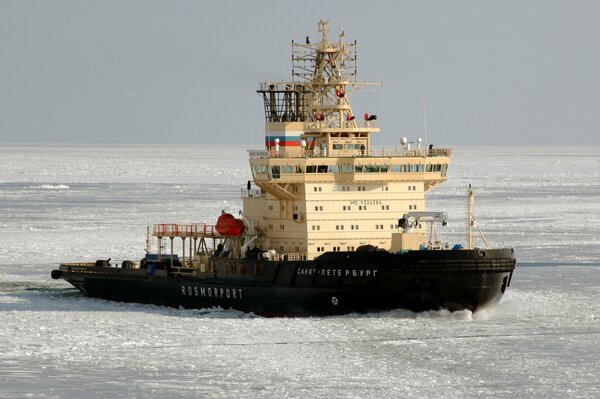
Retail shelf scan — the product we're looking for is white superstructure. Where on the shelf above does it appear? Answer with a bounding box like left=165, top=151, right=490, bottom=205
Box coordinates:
left=243, top=20, right=451, bottom=260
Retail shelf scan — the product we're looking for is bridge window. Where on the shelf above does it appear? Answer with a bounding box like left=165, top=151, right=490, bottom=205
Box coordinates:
left=281, top=165, right=293, bottom=173
left=329, top=165, right=339, bottom=173
left=341, top=164, right=353, bottom=173
left=271, top=166, right=280, bottom=179
left=252, top=165, right=268, bottom=174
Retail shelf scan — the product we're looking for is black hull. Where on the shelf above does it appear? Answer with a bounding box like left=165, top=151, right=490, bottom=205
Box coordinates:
left=52, top=249, right=516, bottom=316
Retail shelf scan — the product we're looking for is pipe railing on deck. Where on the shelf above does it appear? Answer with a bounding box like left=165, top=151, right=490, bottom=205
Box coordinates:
left=153, top=223, right=220, bottom=238
left=249, top=147, right=451, bottom=159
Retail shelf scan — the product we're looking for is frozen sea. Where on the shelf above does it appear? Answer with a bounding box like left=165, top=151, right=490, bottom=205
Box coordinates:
left=0, top=144, right=599, bottom=398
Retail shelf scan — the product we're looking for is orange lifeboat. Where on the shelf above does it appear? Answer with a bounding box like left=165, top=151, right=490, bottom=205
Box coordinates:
left=215, top=213, right=245, bottom=236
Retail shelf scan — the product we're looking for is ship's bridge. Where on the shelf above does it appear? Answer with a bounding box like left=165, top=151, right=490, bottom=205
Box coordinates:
left=247, top=146, right=450, bottom=200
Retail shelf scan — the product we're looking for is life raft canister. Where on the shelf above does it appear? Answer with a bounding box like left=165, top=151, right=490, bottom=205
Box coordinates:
left=215, top=213, right=245, bottom=236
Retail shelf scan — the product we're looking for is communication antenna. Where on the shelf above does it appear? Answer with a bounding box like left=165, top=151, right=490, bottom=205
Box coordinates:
left=422, top=95, right=429, bottom=147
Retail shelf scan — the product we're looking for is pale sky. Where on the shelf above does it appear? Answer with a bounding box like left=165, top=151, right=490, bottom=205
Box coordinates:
left=1, top=0, right=599, bottom=146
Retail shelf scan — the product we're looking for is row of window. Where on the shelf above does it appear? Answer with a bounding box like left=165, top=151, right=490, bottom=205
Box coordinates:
left=341, top=185, right=390, bottom=192
left=328, top=204, right=413, bottom=211
left=314, top=185, right=417, bottom=193
left=268, top=204, right=300, bottom=211
left=312, top=224, right=407, bottom=231
left=254, top=163, right=448, bottom=177
left=281, top=204, right=414, bottom=212
left=282, top=222, right=423, bottom=231
left=317, top=246, right=356, bottom=252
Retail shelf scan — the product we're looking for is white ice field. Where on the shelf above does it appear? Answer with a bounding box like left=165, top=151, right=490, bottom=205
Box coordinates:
left=1, top=144, right=599, bottom=398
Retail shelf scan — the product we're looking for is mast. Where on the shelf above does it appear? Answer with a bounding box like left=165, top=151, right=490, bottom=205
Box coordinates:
left=467, top=185, right=474, bottom=249
left=467, top=185, right=490, bottom=250
left=257, top=19, right=382, bottom=158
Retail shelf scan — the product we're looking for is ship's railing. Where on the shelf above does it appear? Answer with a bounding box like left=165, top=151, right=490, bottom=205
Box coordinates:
left=153, top=223, right=220, bottom=238
left=241, top=189, right=264, bottom=198
left=60, top=262, right=97, bottom=267
left=261, top=252, right=307, bottom=262
left=304, top=120, right=380, bottom=130
left=248, top=147, right=451, bottom=159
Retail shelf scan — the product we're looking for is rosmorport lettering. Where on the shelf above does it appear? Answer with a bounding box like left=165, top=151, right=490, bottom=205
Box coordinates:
left=181, top=285, right=243, bottom=300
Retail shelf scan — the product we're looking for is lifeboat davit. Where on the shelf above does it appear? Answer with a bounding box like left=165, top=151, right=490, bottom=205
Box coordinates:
left=215, top=213, right=245, bottom=236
